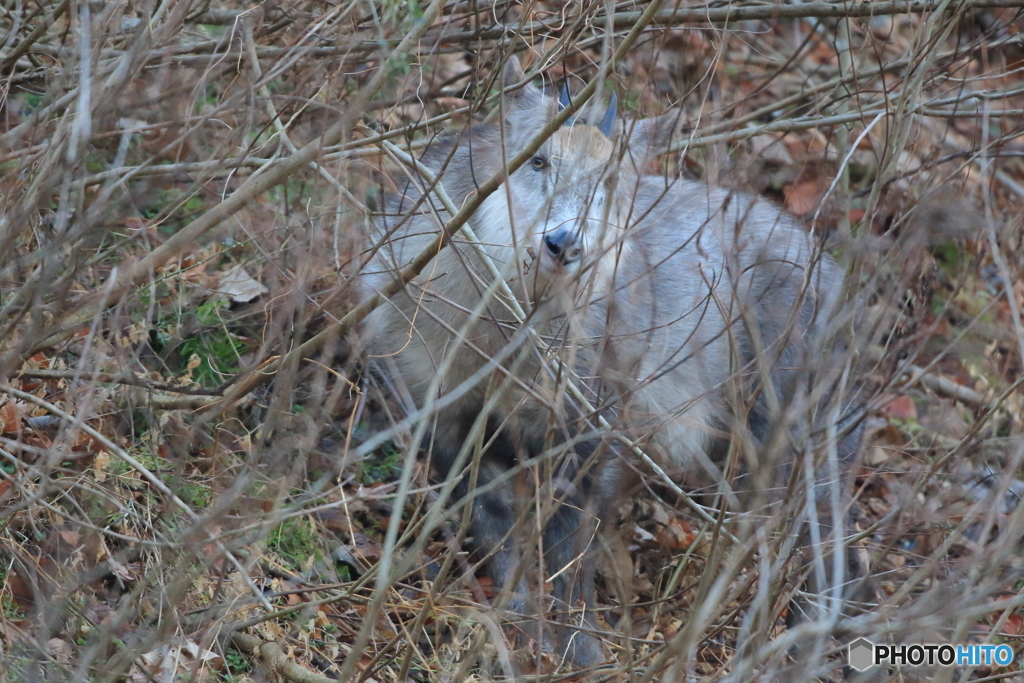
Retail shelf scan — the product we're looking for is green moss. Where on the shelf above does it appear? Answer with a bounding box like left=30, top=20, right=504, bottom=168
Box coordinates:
left=356, top=443, right=403, bottom=485
left=267, top=516, right=322, bottom=571
left=176, top=300, right=249, bottom=387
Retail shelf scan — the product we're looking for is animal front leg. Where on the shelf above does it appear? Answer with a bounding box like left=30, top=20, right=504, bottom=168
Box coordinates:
left=540, top=437, right=628, bottom=668
left=466, top=454, right=606, bottom=669
left=543, top=498, right=604, bottom=668
left=460, top=459, right=561, bottom=662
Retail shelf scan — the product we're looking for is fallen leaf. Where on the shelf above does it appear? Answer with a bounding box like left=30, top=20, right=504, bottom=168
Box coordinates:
left=215, top=265, right=269, bottom=303
left=880, top=395, right=918, bottom=421
left=93, top=450, right=111, bottom=482
left=1001, top=613, right=1024, bottom=636
left=46, top=638, right=75, bottom=666
left=654, top=515, right=696, bottom=550
left=783, top=178, right=826, bottom=215
left=0, top=401, right=23, bottom=434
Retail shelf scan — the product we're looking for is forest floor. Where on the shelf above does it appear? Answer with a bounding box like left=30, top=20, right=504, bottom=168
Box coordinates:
left=0, top=1, right=1023, bottom=681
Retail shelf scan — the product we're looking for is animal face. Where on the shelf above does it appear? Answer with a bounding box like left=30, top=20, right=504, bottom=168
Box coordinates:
left=475, top=64, right=676, bottom=297
left=504, top=123, right=630, bottom=289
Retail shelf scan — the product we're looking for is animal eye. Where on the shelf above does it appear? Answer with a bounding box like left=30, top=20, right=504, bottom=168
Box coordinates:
left=531, top=155, right=548, bottom=170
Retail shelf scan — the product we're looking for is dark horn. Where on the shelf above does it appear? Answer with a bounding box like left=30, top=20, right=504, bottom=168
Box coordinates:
left=599, top=91, right=618, bottom=136
left=558, top=83, right=572, bottom=112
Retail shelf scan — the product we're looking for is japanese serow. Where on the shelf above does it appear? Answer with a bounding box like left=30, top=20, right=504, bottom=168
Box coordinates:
left=361, top=57, right=864, bottom=669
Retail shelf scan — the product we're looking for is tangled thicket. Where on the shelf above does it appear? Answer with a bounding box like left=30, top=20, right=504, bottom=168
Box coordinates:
left=0, top=1, right=1023, bottom=682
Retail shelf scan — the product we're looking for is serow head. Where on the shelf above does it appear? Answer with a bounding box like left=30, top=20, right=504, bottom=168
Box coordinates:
left=493, top=57, right=678, bottom=292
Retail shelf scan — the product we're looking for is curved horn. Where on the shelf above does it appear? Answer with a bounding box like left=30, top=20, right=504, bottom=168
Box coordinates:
left=599, top=91, right=618, bottom=136
left=558, top=83, right=572, bottom=112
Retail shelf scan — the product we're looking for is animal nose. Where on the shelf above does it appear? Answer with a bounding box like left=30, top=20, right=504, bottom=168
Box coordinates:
left=542, top=229, right=581, bottom=264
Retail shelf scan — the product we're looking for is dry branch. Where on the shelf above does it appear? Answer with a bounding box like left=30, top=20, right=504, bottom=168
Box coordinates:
left=16, top=368, right=220, bottom=396
left=897, top=363, right=990, bottom=407
left=0, top=0, right=70, bottom=73
left=0, top=382, right=273, bottom=608
left=13, top=0, right=449, bottom=362
left=1, top=0, right=1023, bottom=680
left=229, top=633, right=336, bottom=683
left=188, top=0, right=1024, bottom=54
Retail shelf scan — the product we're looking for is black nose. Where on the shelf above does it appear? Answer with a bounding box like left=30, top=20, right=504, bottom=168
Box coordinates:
left=543, top=229, right=581, bottom=264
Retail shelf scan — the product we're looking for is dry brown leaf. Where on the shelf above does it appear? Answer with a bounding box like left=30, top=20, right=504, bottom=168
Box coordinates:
left=92, top=449, right=111, bottom=481
left=653, top=515, right=696, bottom=551
left=46, top=638, right=75, bottom=666
left=783, top=177, right=826, bottom=215
left=880, top=395, right=918, bottom=421
left=130, top=640, right=222, bottom=683
left=0, top=401, right=23, bottom=434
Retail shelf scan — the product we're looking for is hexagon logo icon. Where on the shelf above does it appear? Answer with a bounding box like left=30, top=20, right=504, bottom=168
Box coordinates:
left=848, top=638, right=875, bottom=671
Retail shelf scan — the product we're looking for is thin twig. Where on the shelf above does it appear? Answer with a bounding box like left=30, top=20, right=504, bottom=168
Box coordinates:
left=15, top=0, right=450, bottom=361
left=0, top=383, right=274, bottom=611
left=16, top=368, right=221, bottom=396
left=0, top=0, right=70, bottom=73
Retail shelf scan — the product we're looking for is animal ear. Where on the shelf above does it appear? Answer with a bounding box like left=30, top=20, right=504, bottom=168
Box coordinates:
left=599, top=92, right=617, bottom=136
left=502, top=56, right=526, bottom=90
left=500, top=56, right=545, bottom=108
left=626, top=110, right=684, bottom=162
left=497, top=56, right=554, bottom=148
